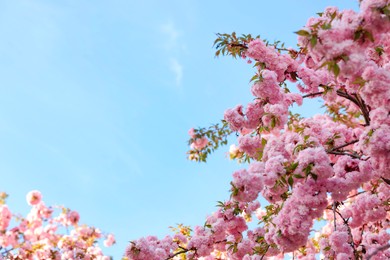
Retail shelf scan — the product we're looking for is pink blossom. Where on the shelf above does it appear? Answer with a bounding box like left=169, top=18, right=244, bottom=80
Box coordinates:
left=251, top=70, right=283, bottom=104
left=238, top=135, right=262, bottom=158
left=231, top=168, right=263, bottom=202
left=224, top=105, right=245, bottom=131
left=26, top=190, right=42, bottom=206
left=188, top=128, right=196, bottom=138
left=103, top=234, right=115, bottom=247
left=190, top=136, right=209, bottom=150
left=0, top=205, right=11, bottom=231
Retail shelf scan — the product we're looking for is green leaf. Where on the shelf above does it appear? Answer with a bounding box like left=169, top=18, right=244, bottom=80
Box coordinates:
left=310, top=36, right=318, bottom=47
left=271, top=117, right=276, bottom=128
left=294, top=30, right=311, bottom=37
left=216, top=201, right=225, bottom=207
left=261, top=138, right=267, bottom=147
left=353, top=30, right=362, bottom=41
left=351, top=77, right=367, bottom=87
left=333, top=63, right=340, bottom=77
left=320, top=23, right=331, bottom=30
left=382, top=6, right=390, bottom=17
left=290, top=162, right=299, bottom=171
left=288, top=176, right=294, bottom=187
left=340, top=54, right=349, bottom=62
left=375, top=46, right=384, bottom=56
left=250, top=74, right=259, bottom=82
left=364, top=30, right=374, bottom=42
left=293, top=144, right=304, bottom=154
left=318, top=61, right=331, bottom=70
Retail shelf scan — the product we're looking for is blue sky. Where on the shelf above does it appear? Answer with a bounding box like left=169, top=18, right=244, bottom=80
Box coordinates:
left=0, top=0, right=358, bottom=258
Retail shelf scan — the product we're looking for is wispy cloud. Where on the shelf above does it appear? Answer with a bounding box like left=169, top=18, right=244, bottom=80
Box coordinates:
left=160, top=22, right=184, bottom=88
left=169, top=58, right=183, bottom=87
left=160, top=21, right=179, bottom=50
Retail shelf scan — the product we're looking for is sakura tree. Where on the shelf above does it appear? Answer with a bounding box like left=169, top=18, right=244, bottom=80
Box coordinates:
left=0, top=191, right=115, bottom=260
left=125, top=0, right=390, bottom=259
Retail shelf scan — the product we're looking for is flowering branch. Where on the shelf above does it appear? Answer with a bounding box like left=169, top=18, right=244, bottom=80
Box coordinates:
left=366, top=244, right=390, bottom=260
left=326, top=150, right=361, bottom=159
left=302, top=91, right=324, bottom=98
left=335, top=210, right=359, bottom=259
left=165, top=247, right=191, bottom=260
left=336, top=90, right=370, bottom=126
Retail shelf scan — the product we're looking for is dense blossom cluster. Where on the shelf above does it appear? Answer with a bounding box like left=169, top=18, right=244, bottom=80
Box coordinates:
left=0, top=191, right=114, bottom=260
left=128, top=0, right=390, bottom=259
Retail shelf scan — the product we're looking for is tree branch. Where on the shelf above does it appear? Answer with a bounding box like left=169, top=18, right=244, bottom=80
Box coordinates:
left=381, top=177, right=390, bottom=185
left=335, top=210, right=359, bottom=259
left=165, top=247, right=191, bottom=260
left=366, top=244, right=390, bottom=260
left=302, top=92, right=324, bottom=98
left=260, top=245, right=270, bottom=260
left=336, top=90, right=370, bottom=126
left=329, top=140, right=359, bottom=151
left=352, top=93, right=370, bottom=126
left=327, top=150, right=361, bottom=159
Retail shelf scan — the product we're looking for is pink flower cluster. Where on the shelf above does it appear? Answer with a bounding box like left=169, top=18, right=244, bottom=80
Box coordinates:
left=231, top=167, right=263, bottom=202
left=245, top=39, right=297, bottom=82
left=125, top=235, right=178, bottom=260
left=0, top=190, right=114, bottom=260
left=188, top=128, right=209, bottom=150
left=342, top=193, right=387, bottom=228
left=132, top=0, right=390, bottom=259
left=266, top=180, right=328, bottom=252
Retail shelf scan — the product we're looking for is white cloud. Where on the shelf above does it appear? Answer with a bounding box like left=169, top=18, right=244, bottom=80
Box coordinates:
left=170, top=58, right=183, bottom=87
left=160, top=22, right=184, bottom=88
left=160, top=21, right=179, bottom=50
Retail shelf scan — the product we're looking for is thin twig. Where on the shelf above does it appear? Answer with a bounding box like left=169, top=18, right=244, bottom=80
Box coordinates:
left=228, top=43, right=248, bottom=49
left=302, top=91, right=324, bottom=98
left=328, top=140, right=359, bottom=151
left=366, top=244, right=390, bottom=259
left=347, top=191, right=366, bottom=200
left=352, top=93, right=370, bottom=126
left=333, top=202, right=337, bottom=231
left=327, top=150, right=361, bottom=159
left=381, top=177, right=390, bottom=185
left=336, top=90, right=370, bottom=126
left=335, top=210, right=359, bottom=258
left=260, top=245, right=270, bottom=260
left=165, top=246, right=190, bottom=260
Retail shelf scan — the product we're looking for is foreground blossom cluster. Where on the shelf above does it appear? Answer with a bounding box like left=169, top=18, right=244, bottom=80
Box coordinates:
left=126, top=0, right=390, bottom=259
left=0, top=191, right=114, bottom=260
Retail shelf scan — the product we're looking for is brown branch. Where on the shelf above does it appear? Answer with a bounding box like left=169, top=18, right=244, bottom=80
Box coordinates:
left=366, top=244, right=390, bottom=259
left=326, top=140, right=361, bottom=158
left=336, top=90, right=370, bottom=126
left=302, top=91, right=324, bottom=98
left=347, top=191, right=366, bottom=199
left=260, top=245, right=270, bottom=260
left=328, top=140, right=359, bottom=151
left=336, top=90, right=360, bottom=104
left=165, top=247, right=190, bottom=260
left=228, top=43, right=291, bottom=52
left=333, top=202, right=337, bottom=231
left=381, top=177, right=390, bottom=185
left=327, top=150, right=361, bottom=159
left=335, top=210, right=359, bottom=259
left=166, top=240, right=228, bottom=260
left=228, top=43, right=248, bottom=49
left=352, top=93, right=370, bottom=126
